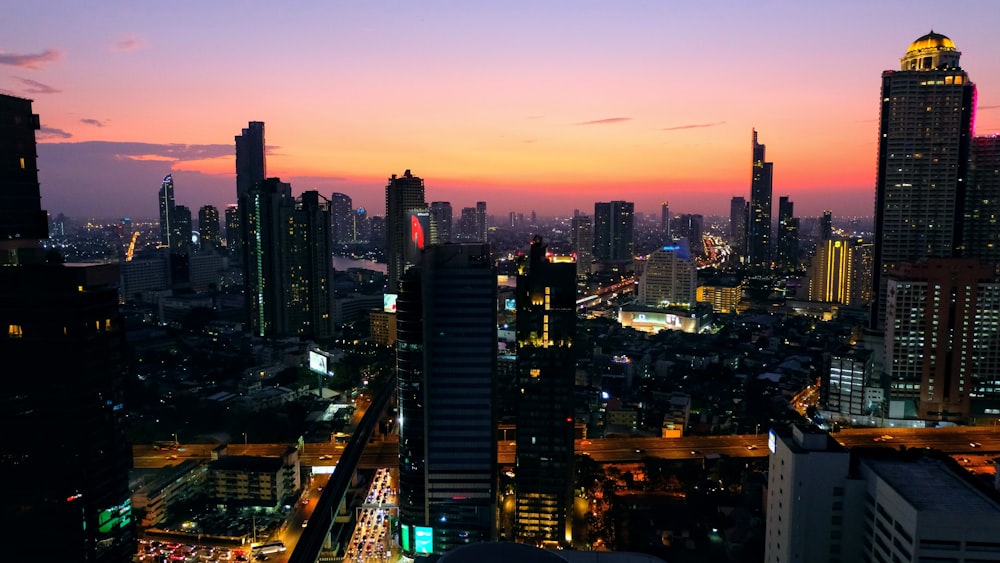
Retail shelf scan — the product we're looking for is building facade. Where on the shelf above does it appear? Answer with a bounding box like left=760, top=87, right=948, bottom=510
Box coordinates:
left=593, top=200, right=634, bottom=262
left=514, top=237, right=577, bottom=546
left=637, top=245, right=697, bottom=308
left=397, top=244, right=497, bottom=557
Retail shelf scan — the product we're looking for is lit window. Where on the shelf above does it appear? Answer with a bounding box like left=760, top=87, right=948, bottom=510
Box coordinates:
left=8, top=324, right=24, bottom=338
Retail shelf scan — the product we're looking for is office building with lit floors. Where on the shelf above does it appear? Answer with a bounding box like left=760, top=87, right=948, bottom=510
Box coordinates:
left=0, top=94, right=133, bottom=562
left=385, top=169, right=428, bottom=294
left=513, top=237, right=577, bottom=546
left=883, top=259, right=1000, bottom=422
left=748, top=129, right=773, bottom=271
left=766, top=425, right=1000, bottom=563
left=397, top=243, right=498, bottom=557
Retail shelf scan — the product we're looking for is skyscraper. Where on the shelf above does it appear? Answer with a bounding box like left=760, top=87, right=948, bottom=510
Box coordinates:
left=967, top=135, right=1000, bottom=269
left=330, top=192, right=354, bottom=246
left=198, top=205, right=221, bottom=250
left=158, top=174, right=176, bottom=247
left=246, top=178, right=292, bottom=337
left=430, top=201, right=453, bottom=243
left=284, top=191, right=333, bottom=339
left=476, top=201, right=488, bottom=243
left=0, top=94, right=134, bottom=562
left=871, top=32, right=975, bottom=329
left=776, top=196, right=799, bottom=272
left=171, top=205, right=192, bottom=253
left=660, top=201, right=670, bottom=239
left=748, top=129, right=773, bottom=270
left=637, top=244, right=697, bottom=308
left=820, top=210, right=833, bottom=242
left=570, top=214, right=593, bottom=279
left=0, top=95, right=46, bottom=242
left=385, top=170, right=427, bottom=294
left=593, top=200, right=634, bottom=262
left=224, top=204, right=239, bottom=251
left=729, top=196, right=748, bottom=259
left=514, top=236, right=576, bottom=546
left=235, top=122, right=266, bottom=272
left=397, top=244, right=497, bottom=557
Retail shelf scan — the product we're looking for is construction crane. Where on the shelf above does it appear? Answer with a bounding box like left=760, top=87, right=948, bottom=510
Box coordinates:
left=125, top=231, right=139, bottom=261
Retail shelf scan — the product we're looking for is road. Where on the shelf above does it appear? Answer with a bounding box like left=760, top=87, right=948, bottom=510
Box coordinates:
left=135, top=425, right=1000, bottom=470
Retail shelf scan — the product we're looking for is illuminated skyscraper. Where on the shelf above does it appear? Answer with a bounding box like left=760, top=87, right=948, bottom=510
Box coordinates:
left=158, top=174, right=175, bottom=247
left=871, top=32, right=975, bottom=329
left=430, top=201, right=453, bottom=243
left=748, top=129, right=773, bottom=270
left=198, top=205, right=221, bottom=250
left=385, top=170, right=427, bottom=294
left=397, top=244, right=497, bottom=557
left=514, top=236, right=576, bottom=546
left=476, top=201, right=488, bottom=242
left=571, top=213, right=593, bottom=278
left=0, top=94, right=134, bottom=562
left=330, top=192, right=354, bottom=245
left=171, top=205, right=192, bottom=253
left=235, top=121, right=266, bottom=270
left=967, top=135, right=1000, bottom=269
left=593, top=200, right=634, bottom=262
left=638, top=245, right=697, bottom=308
left=660, top=201, right=671, bottom=238
left=776, top=196, right=799, bottom=272
left=807, top=238, right=855, bottom=305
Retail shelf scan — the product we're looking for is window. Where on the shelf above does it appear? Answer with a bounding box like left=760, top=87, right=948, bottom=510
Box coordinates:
left=8, top=324, right=23, bottom=338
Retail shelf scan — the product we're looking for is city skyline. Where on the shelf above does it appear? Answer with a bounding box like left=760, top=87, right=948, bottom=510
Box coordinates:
left=5, top=2, right=1000, bottom=219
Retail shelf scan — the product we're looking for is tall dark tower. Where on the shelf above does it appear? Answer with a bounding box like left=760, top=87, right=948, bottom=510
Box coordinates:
left=820, top=210, right=833, bottom=242
left=246, top=178, right=292, bottom=337
left=776, top=196, right=799, bottom=272
left=234, top=121, right=266, bottom=267
left=967, top=135, right=1000, bottom=270
left=158, top=174, right=175, bottom=247
left=329, top=192, right=354, bottom=245
left=284, top=191, right=333, bottom=339
left=430, top=201, right=453, bottom=243
left=730, top=196, right=748, bottom=259
left=593, top=200, right=634, bottom=262
left=385, top=170, right=427, bottom=294
left=871, top=32, right=975, bottom=329
left=0, top=95, right=47, bottom=242
left=397, top=244, right=497, bottom=557
left=476, top=201, right=488, bottom=242
left=748, top=129, right=773, bottom=270
left=660, top=201, right=671, bottom=239
left=513, top=236, right=577, bottom=546
left=0, top=94, right=134, bottom=562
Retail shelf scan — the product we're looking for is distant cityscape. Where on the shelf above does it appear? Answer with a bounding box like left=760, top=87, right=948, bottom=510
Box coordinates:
left=2, top=30, right=1000, bottom=563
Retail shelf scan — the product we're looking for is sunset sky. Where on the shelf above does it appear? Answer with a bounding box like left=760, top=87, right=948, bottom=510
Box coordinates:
left=5, top=1, right=1000, bottom=222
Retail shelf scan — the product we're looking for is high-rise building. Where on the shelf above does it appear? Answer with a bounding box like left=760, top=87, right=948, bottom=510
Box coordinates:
left=967, top=135, right=1000, bottom=270
left=198, top=205, right=220, bottom=250
left=884, top=259, right=1000, bottom=422
left=0, top=96, right=47, bottom=242
left=458, top=207, right=478, bottom=242
left=820, top=210, right=833, bottom=242
left=871, top=32, right=975, bottom=329
left=246, top=178, right=292, bottom=337
left=637, top=245, right=697, bottom=308
left=776, top=196, right=799, bottom=272
left=158, top=174, right=176, bottom=247
left=571, top=214, right=593, bottom=278
left=822, top=347, right=876, bottom=418
left=224, top=204, right=239, bottom=251
left=385, top=170, right=427, bottom=294
left=235, top=122, right=266, bottom=284
left=729, top=196, right=748, bottom=259
left=660, top=201, right=670, bottom=239
left=748, top=129, right=773, bottom=270
left=807, top=238, right=856, bottom=305
left=0, top=93, right=134, bottom=563
left=171, top=205, right=192, bottom=253
left=672, top=213, right=704, bottom=258
left=514, top=237, right=576, bottom=546
left=330, top=192, right=354, bottom=246
left=476, top=201, right=488, bottom=243
left=593, top=200, right=634, bottom=262
left=397, top=244, right=497, bottom=557
left=430, top=201, right=453, bottom=243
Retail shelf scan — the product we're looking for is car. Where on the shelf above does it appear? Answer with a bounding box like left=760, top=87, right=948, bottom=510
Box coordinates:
left=318, top=454, right=331, bottom=460
left=634, top=448, right=646, bottom=454
left=165, top=454, right=178, bottom=460
left=970, top=442, right=982, bottom=448
left=690, top=450, right=701, bottom=455
left=746, top=445, right=758, bottom=451
left=301, top=519, right=308, bottom=528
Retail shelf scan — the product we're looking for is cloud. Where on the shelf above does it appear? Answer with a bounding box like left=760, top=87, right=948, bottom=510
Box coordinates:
left=80, top=118, right=105, bottom=127
left=575, top=117, right=632, bottom=126
left=38, top=127, right=72, bottom=140
left=0, top=49, right=62, bottom=69
left=111, top=34, right=146, bottom=52
left=16, top=77, right=61, bottom=94
left=661, top=121, right=725, bottom=131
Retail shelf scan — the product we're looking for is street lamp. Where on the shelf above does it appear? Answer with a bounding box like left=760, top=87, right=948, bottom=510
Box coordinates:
left=755, top=424, right=761, bottom=436
left=243, top=432, right=248, bottom=446
left=172, top=432, right=179, bottom=445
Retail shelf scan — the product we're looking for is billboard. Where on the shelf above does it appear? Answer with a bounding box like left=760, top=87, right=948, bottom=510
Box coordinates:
left=414, top=526, right=434, bottom=554
left=309, top=350, right=328, bottom=376
left=384, top=293, right=398, bottom=313
left=405, top=209, right=432, bottom=264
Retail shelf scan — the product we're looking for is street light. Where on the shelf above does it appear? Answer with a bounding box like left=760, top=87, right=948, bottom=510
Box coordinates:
left=755, top=424, right=760, bottom=436
left=243, top=432, right=248, bottom=446
left=172, top=432, right=179, bottom=445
